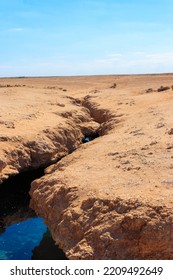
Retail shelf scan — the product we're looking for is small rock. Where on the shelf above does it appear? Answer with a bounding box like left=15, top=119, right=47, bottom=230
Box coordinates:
left=141, top=146, right=149, bottom=150
left=110, top=83, right=117, bottom=89
left=145, top=88, right=154, bottom=93
left=167, top=144, right=173, bottom=150
left=108, top=152, right=119, bottom=156
left=157, top=86, right=170, bottom=92
left=121, top=160, right=130, bottom=165
left=150, top=141, right=158, bottom=146
left=135, top=167, right=141, bottom=170
left=5, top=122, right=15, bottom=129
left=168, top=128, right=173, bottom=135
left=156, top=123, right=165, bottom=129
left=57, top=103, right=65, bottom=107
left=0, top=136, right=9, bottom=141
left=126, top=167, right=132, bottom=171
left=169, top=164, right=173, bottom=169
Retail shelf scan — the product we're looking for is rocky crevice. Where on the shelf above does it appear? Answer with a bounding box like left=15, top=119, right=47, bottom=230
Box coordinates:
left=81, top=95, right=123, bottom=135
left=0, top=96, right=116, bottom=183
left=29, top=92, right=173, bottom=259
left=2, top=90, right=172, bottom=260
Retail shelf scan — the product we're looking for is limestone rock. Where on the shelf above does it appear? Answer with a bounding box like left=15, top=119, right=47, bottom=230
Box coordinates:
left=1, top=75, right=173, bottom=259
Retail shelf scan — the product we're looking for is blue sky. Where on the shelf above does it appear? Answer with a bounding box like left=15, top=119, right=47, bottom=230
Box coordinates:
left=0, top=0, right=173, bottom=76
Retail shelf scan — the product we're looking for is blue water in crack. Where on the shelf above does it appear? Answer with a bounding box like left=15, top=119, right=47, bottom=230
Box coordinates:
left=0, top=217, right=47, bottom=260
left=0, top=169, right=67, bottom=260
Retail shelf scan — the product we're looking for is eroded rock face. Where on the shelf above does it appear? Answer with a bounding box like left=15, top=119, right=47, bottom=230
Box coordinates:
left=30, top=166, right=173, bottom=260
left=0, top=81, right=104, bottom=183
left=1, top=75, right=173, bottom=259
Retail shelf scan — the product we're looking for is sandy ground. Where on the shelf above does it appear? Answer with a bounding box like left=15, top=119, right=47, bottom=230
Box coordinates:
left=0, top=74, right=173, bottom=259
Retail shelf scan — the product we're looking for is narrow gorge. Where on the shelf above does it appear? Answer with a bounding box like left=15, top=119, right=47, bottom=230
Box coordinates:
left=0, top=75, right=173, bottom=259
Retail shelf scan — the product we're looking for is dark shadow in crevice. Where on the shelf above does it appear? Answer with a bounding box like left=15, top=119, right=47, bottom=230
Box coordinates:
left=0, top=168, right=45, bottom=219
left=82, top=132, right=100, bottom=143
left=32, top=229, right=68, bottom=260
left=0, top=168, right=68, bottom=260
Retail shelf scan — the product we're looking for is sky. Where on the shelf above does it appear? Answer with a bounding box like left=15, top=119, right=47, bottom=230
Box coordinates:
left=0, top=0, right=173, bottom=77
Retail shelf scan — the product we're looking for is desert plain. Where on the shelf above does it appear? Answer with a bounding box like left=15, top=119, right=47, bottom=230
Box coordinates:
left=0, top=74, right=173, bottom=259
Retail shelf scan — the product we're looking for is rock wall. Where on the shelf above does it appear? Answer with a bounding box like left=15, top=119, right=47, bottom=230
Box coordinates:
left=30, top=168, right=173, bottom=260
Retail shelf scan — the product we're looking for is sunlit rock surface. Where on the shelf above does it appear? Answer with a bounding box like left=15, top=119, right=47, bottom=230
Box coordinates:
left=0, top=75, right=173, bottom=259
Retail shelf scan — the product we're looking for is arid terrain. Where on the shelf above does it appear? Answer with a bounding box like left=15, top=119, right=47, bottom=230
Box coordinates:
left=0, top=74, right=173, bottom=259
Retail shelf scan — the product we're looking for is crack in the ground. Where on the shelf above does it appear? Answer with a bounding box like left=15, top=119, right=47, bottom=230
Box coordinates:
left=0, top=94, right=119, bottom=184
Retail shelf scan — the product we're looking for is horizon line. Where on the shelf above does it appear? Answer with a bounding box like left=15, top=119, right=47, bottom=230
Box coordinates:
left=0, top=72, right=173, bottom=79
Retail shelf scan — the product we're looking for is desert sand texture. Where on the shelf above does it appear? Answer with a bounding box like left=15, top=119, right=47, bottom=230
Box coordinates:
left=0, top=74, right=173, bottom=259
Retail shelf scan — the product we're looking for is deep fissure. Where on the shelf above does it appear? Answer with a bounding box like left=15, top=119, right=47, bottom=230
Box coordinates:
left=0, top=129, right=101, bottom=260
left=0, top=167, right=67, bottom=260
left=0, top=97, right=115, bottom=260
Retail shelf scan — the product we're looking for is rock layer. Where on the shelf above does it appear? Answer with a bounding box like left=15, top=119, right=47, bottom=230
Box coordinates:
left=0, top=75, right=173, bottom=259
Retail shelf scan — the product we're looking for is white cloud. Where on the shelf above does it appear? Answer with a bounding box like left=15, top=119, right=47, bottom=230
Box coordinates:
left=145, top=53, right=173, bottom=63
left=113, top=52, right=173, bottom=74
left=1, top=51, right=173, bottom=77
left=107, top=53, right=123, bottom=60
left=78, top=51, right=173, bottom=75
left=133, top=51, right=146, bottom=56
left=7, top=28, right=24, bottom=32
